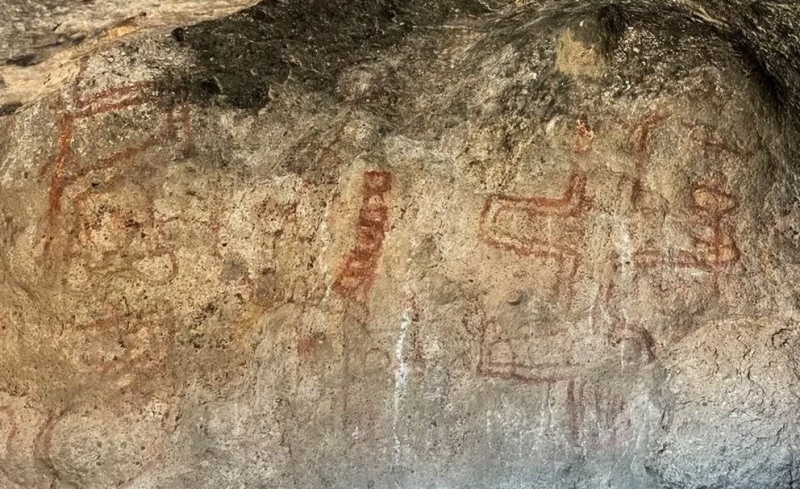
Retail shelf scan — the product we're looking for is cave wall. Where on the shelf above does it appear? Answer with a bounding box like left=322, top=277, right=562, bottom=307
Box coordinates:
left=2, top=1, right=800, bottom=488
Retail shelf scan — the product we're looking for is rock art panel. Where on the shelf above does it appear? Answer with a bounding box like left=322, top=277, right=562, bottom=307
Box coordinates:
left=477, top=117, right=596, bottom=308
left=43, top=58, right=192, bottom=223
left=479, top=170, right=590, bottom=305
left=624, top=112, right=741, bottom=277
left=462, top=297, right=638, bottom=451
left=0, top=5, right=796, bottom=488
left=461, top=110, right=754, bottom=465
left=632, top=184, right=739, bottom=271
left=333, top=170, right=392, bottom=299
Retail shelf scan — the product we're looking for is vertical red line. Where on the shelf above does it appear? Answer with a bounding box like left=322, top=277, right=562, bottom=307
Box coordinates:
left=0, top=406, right=16, bottom=457
left=48, top=115, right=75, bottom=220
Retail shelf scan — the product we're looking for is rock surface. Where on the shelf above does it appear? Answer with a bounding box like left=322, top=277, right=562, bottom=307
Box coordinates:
left=1, top=1, right=800, bottom=488
left=0, top=0, right=259, bottom=112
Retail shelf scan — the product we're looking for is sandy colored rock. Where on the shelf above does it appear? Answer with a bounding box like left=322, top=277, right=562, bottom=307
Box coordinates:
left=0, top=0, right=259, bottom=111
left=556, top=25, right=606, bottom=78
left=1, top=1, right=800, bottom=488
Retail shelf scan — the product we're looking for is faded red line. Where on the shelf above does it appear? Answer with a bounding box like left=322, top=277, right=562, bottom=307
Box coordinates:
left=74, top=82, right=151, bottom=108
left=0, top=406, right=17, bottom=457
left=477, top=364, right=574, bottom=385
left=48, top=116, right=75, bottom=219
left=71, top=136, right=159, bottom=181
left=33, top=413, right=60, bottom=474
left=73, top=96, right=146, bottom=119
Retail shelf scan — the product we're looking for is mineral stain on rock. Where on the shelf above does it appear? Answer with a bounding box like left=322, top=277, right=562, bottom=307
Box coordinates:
left=1, top=1, right=800, bottom=488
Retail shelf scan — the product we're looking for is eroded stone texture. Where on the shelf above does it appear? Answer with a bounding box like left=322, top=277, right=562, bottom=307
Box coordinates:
left=1, top=1, right=800, bottom=488
left=0, top=0, right=259, bottom=111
